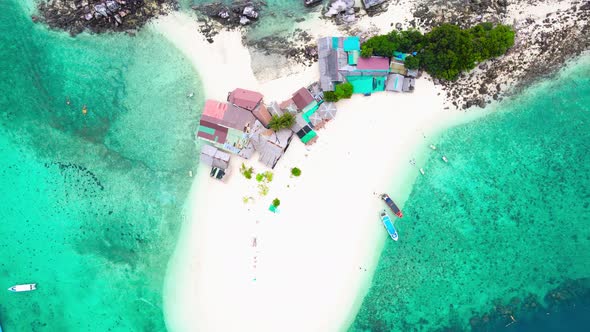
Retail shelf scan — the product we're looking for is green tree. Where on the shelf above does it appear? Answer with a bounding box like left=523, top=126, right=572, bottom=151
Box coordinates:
left=272, top=198, right=281, bottom=207
left=419, top=24, right=477, bottom=80
left=268, top=112, right=295, bottom=131
left=362, top=35, right=396, bottom=57
left=404, top=55, right=420, bottom=70
left=323, top=91, right=339, bottom=102
left=291, top=167, right=301, bottom=177
left=335, top=82, right=353, bottom=99
left=399, top=30, right=425, bottom=52
left=360, top=46, right=373, bottom=57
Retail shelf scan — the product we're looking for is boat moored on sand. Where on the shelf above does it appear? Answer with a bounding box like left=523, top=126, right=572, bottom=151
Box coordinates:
left=380, top=193, right=403, bottom=218
left=8, top=283, right=37, bottom=292
left=380, top=210, right=398, bottom=241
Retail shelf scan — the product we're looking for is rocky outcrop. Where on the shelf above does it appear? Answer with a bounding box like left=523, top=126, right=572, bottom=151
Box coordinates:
left=35, top=0, right=175, bottom=35
left=412, top=0, right=590, bottom=110
left=192, top=0, right=264, bottom=27
left=303, top=0, right=323, bottom=7
left=323, top=0, right=359, bottom=25
left=362, top=0, right=390, bottom=17
left=246, top=28, right=318, bottom=67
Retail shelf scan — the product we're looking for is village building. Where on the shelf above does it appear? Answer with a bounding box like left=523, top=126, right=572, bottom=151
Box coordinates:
left=345, top=56, right=389, bottom=95
left=318, top=36, right=354, bottom=91
left=292, top=113, right=318, bottom=145
left=291, top=87, right=316, bottom=112
left=228, top=88, right=273, bottom=127
left=389, top=59, right=407, bottom=76
left=385, top=73, right=405, bottom=92
left=279, top=98, right=298, bottom=114
left=249, top=121, right=294, bottom=168
left=196, top=99, right=257, bottom=158
left=199, top=145, right=231, bottom=180
left=197, top=88, right=300, bottom=169
left=406, top=69, right=419, bottom=78
left=267, top=101, right=284, bottom=117
left=402, top=77, right=416, bottom=92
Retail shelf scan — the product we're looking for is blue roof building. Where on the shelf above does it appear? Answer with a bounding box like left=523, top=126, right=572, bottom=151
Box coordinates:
left=343, top=36, right=360, bottom=52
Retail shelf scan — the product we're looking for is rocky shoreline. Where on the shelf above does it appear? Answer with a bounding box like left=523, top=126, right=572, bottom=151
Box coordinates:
left=413, top=0, right=590, bottom=109
left=193, top=0, right=590, bottom=110
left=32, top=0, right=589, bottom=109
left=35, top=0, right=176, bottom=35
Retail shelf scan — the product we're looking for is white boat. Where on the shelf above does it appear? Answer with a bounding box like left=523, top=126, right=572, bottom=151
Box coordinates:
left=430, top=144, right=437, bottom=150
left=442, top=156, right=448, bottom=163
left=8, top=283, right=36, bottom=292
left=420, top=168, right=425, bottom=175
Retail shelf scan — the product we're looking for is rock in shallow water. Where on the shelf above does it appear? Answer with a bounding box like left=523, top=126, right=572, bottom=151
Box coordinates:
left=240, top=16, right=250, bottom=25
left=36, top=0, right=175, bottom=35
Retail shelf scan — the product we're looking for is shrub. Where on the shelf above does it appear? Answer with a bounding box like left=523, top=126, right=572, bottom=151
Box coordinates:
left=291, top=167, right=301, bottom=177
left=256, top=173, right=264, bottom=182
left=323, top=91, right=339, bottom=102
left=258, top=183, right=269, bottom=196
left=240, top=163, right=254, bottom=180
left=272, top=198, right=281, bottom=207
left=269, top=112, right=296, bottom=131
left=335, top=82, right=353, bottom=99
left=263, top=171, right=273, bottom=182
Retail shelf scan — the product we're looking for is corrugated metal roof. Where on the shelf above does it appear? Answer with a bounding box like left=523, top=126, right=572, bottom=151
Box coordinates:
left=197, top=120, right=228, bottom=144
left=386, top=74, right=404, bottom=92
left=343, top=36, right=360, bottom=51
left=221, top=104, right=257, bottom=130
left=252, top=103, right=272, bottom=127
left=228, top=88, right=263, bottom=111
left=292, top=87, right=315, bottom=111
left=202, top=99, right=228, bottom=119
left=357, top=56, right=390, bottom=71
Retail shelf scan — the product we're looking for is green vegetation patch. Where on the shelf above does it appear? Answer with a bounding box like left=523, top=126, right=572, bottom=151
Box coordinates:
left=269, top=112, right=295, bottom=131
left=291, top=167, right=301, bottom=177
left=323, top=82, right=354, bottom=102
left=361, top=23, right=515, bottom=80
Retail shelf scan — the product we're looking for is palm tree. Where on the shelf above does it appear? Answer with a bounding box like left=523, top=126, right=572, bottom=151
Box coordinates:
left=268, top=113, right=295, bottom=131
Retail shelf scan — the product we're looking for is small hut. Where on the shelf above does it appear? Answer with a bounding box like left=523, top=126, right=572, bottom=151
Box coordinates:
left=200, top=145, right=231, bottom=170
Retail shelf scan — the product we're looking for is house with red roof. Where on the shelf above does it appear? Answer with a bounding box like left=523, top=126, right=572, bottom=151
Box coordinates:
left=197, top=88, right=298, bottom=168
left=196, top=99, right=257, bottom=157
left=356, top=56, right=390, bottom=72
left=291, top=87, right=317, bottom=112
left=228, top=88, right=272, bottom=127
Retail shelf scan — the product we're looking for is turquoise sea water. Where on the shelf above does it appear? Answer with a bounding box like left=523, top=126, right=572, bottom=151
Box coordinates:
left=350, top=57, right=590, bottom=331
left=0, top=1, right=203, bottom=330
left=2, top=1, right=590, bottom=331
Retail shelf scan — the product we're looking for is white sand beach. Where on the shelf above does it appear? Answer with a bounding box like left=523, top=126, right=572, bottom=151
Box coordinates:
left=153, top=11, right=490, bottom=332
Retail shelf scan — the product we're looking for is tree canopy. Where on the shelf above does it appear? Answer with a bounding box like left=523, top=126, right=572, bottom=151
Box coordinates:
left=360, top=23, right=515, bottom=80
left=323, top=82, right=354, bottom=102
left=268, top=112, right=295, bottom=131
